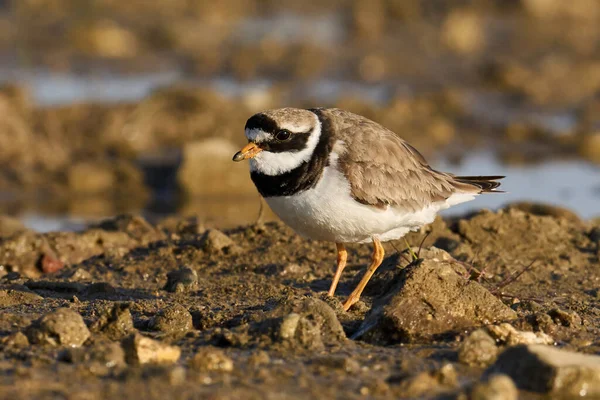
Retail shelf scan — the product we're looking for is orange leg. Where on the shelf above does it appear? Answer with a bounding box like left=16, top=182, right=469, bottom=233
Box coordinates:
left=328, top=243, right=347, bottom=297
left=342, top=238, right=385, bottom=311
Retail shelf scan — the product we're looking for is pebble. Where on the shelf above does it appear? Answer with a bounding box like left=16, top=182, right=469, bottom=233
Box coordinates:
left=188, top=347, right=234, bottom=372
left=458, top=329, right=499, bottom=367
left=89, top=303, right=135, bottom=341
left=26, top=308, right=90, bottom=347
left=164, top=266, right=198, bottom=293
left=122, top=333, right=181, bottom=365
left=470, top=374, right=518, bottom=400
left=148, top=304, right=193, bottom=337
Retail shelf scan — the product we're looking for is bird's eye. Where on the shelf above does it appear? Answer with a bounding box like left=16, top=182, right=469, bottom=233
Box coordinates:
left=275, top=130, right=291, bottom=141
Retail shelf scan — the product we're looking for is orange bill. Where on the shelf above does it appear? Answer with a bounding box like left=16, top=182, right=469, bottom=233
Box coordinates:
left=232, top=142, right=263, bottom=162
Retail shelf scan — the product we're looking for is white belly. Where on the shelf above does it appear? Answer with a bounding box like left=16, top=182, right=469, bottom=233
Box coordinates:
left=264, top=165, right=476, bottom=244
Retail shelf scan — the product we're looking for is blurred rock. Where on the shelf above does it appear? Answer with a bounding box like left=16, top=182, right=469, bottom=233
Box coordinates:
left=442, top=9, right=486, bottom=54
left=188, top=347, right=234, bottom=372
left=470, top=374, right=518, bottom=400
left=26, top=308, right=90, bottom=347
left=458, top=329, right=498, bottom=367
left=62, top=341, right=126, bottom=369
left=68, top=162, right=116, bottom=194
left=488, top=345, right=600, bottom=396
left=199, top=229, right=240, bottom=255
left=90, top=303, right=136, bottom=341
left=148, top=304, right=193, bottom=338
left=505, top=202, right=581, bottom=223
left=487, top=323, right=554, bottom=346
left=122, top=333, right=181, bottom=365
left=164, top=266, right=198, bottom=293
left=178, top=138, right=256, bottom=196
left=0, top=288, right=43, bottom=307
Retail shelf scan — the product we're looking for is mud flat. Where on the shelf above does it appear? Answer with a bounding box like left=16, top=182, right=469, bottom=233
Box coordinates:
left=0, top=205, right=598, bottom=398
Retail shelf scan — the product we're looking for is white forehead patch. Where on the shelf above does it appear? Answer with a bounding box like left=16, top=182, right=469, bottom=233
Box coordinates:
left=245, top=128, right=270, bottom=143
left=249, top=114, right=322, bottom=176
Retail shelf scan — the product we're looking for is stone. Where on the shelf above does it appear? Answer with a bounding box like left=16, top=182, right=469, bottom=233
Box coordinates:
left=269, top=298, right=346, bottom=350
left=122, top=334, right=181, bottom=365
left=199, top=229, right=240, bottom=255
left=188, top=347, right=234, bottom=372
left=458, top=329, right=499, bottom=367
left=164, top=266, right=198, bottom=293
left=68, top=162, right=115, bottom=194
left=1, top=331, right=29, bottom=348
left=487, top=344, right=600, bottom=396
left=470, top=374, right=518, bottom=400
left=148, top=304, right=193, bottom=337
left=62, top=342, right=126, bottom=369
left=177, top=138, right=256, bottom=196
left=487, top=323, right=554, bottom=346
left=89, top=303, right=135, bottom=341
left=0, top=289, right=43, bottom=307
left=358, top=256, right=517, bottom=343
left=26, top=308, right=91, bottom=347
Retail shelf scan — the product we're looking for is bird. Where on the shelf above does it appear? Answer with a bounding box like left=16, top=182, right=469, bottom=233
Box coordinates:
left=232, top=108, right=503, bottom=311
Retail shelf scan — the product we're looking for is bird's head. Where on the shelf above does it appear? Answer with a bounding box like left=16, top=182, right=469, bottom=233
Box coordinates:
left=232, top=108, right=322, bottom=176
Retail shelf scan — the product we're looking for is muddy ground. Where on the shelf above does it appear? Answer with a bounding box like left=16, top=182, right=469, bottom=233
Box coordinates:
left=0, top=204, right=599, bottom=399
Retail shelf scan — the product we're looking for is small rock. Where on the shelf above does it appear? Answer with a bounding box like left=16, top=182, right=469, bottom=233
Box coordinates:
left=188, top=347, right=234, bottom=372
left=278, top=312, right=323, bottom=350
left=81, top=282, right=117, bottom=298
left=164, top=266, right=198, bottom=293
left=199, top=229, right=240, bottom=255
left=548, top=308, right=582, bottom=328
left=68, top=268, right=93, bottom=282
left=470, top=374, right=518, bottom=400
left=39, top=253, right=65, bottom=274
left=358, top=255, right=517, bottom=343
left=488, top=344, right=600, bottom=396
left=177, top=138, right=256, bottom=196
left=26, top=308, right=90, bottom=347
left=122, top=333, right=181, bottom=365
left=312, top=355, right=360, bottom=373
left=487, top=323, right=554, bottom=346
left=2, top=331, right=29, bottom=348
left=62, top=341, right=126, bottom=369
left=269, top=298, right=346, bottom=350
left=248, top=350, right=271, bottom=367
left=0, top=289, right=43, bottom=306
left=95, top=214, right=165, bottom=243
left=148, top=304, right=193, bottom=337
left=68, top=162, right=115, bottom=194
left=89, top=303, right=135, bottom=341
left=459, top=329, right=499, bottom=367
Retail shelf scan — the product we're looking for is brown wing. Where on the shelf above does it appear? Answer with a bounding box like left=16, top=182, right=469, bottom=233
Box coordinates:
left=324, top=108, right=480, bottom=212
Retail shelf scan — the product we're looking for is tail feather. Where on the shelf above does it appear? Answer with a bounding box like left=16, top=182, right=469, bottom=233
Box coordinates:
left=454, top=175, right=504, bottom=193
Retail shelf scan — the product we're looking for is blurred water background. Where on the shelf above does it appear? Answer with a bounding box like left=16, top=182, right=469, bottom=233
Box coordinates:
left=0, top=0, right=598, bottom=231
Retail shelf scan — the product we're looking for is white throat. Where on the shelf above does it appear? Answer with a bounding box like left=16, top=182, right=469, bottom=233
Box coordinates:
left=248, top=115, right=322, bottom=176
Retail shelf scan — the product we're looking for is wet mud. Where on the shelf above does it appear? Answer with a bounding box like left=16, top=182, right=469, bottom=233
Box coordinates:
left=1, top=206, right=599, bottom=398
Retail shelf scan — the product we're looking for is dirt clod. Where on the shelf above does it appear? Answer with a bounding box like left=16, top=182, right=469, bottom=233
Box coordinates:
left=199, top=229, right=240, bottom=255
left=149, top=304, right=193, bottom=338
left=26, top=308, right=91, bottom=347
left=62, top=341, right=126, bottom=369
left=486, top=323, right=554, bottom=346
left=458, top=329, right=499, bottom=367
left=164, top=266, right=198, bottom=293
left=358, top=253, right=517, bottom=343
left=90, top=303, right=135, bottom=340
left=188, top=347, right=234, bottom=372
left=0, top=288, right=43, bottom=306
left=470, top=374, right=518, bottom=400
